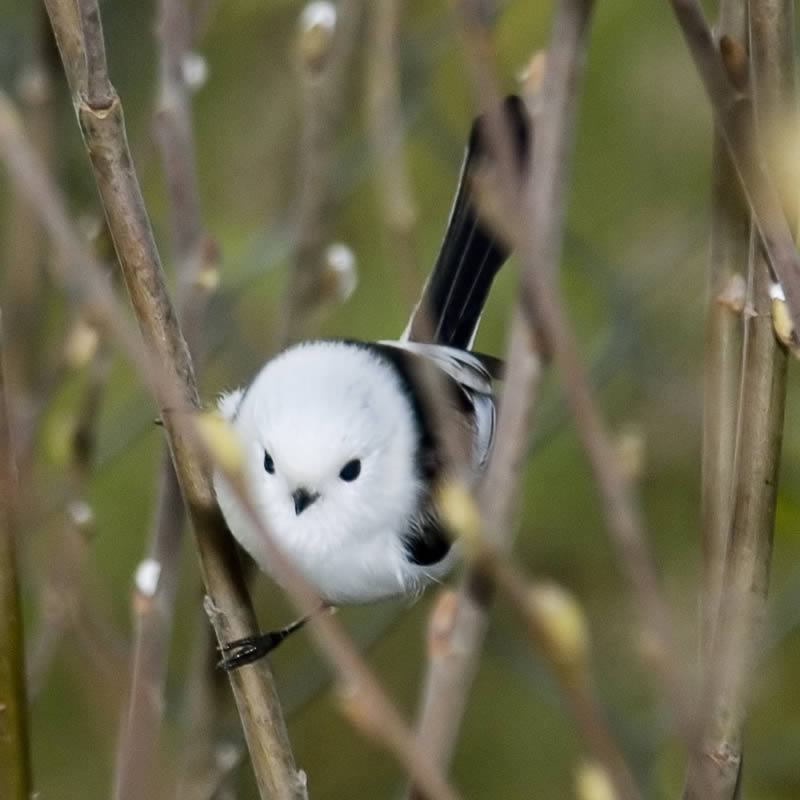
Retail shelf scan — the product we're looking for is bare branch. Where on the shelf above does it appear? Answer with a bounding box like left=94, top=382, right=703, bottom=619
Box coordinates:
left=684, top=1, right=795, bottom=797
left=412, top=0, right=615, bottom=786
left=669, top=0, right=800, bottom=334
left=76, top=0, right=113, bottom=108
left=0, top=312, right=33, bottom=800
left=114, top=0, right=218, bottom=794
left=365, top=0, right=419, bottom=297
left=483, top=553, right=643, bottom=800
left=36, top=2, right=306, bottom=796
left=699, top=0, right=749, bottom=675
left=285, top=0, right=365, bottom=339
left=512, top=2, right=700, bottom=750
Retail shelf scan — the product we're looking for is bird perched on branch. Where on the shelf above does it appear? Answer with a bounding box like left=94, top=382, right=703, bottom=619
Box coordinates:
left=214, top=96, right=530, bottom=669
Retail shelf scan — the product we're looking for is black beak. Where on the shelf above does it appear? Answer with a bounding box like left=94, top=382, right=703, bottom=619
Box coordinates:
left=292, top=487, right=319, bottom=515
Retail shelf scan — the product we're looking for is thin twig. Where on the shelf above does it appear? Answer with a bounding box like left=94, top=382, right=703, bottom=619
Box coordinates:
left=410, top=311, right=543, bottom=784
left=114, top=0, right=217, bottom=793
left=40, top=2, right=306, bottom=797
left=670, top=0, right=800, bottom=334
left=77, top=0, right=113, bottom=108
left=512, top=5, right=700, bottom=750
left=0, top=312, right=33, bottom=800
left=683, top=1, right=795, bottom=797
left=365, top=0, right=419, bottom=297
left=410, top=0, right=599, bottom=784
left=698, top=0, right=749, bottom=676
left=2, top=7, right=54, bottom=421
left=482, top=552, right=643, bottom=800
left=285, top=0, right=364, bottom=340
left=175, top=619, right=241, bottom=800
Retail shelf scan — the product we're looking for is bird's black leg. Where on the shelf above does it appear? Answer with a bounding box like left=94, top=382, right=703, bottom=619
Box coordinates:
left=217, top=614, right=310, bottom=671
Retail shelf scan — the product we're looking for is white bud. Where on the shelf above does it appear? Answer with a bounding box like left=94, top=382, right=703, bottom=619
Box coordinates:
left=182, top=52, right=209, bottom=91
left=135, top=558, right=162, bottom=597
left=324, top=242, right=357, bottom=302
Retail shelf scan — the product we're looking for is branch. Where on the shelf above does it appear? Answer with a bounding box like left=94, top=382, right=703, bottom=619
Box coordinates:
left=412, top=0, right=600, bottom=784
left=512, top=1, right=700, bottom=750
left=683, top=1, right=795, bottom=797
left=0, top=311, right=33, bottom=800
left=670, top=0, right=800, bottom=335
left=365, top=0, right=420, bottom=299
left=482, top=552, right=642, bottom=800
left=285, top=0, right=364, bottom=340
left=114, top=0, right=218, bottom=794
left=698, top=0, right=748, bottom=677
left=39, top=2, right=306, bottom=797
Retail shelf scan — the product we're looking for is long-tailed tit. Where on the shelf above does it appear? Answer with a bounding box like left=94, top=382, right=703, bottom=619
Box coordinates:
left=214, top=96, right=530, bottom=669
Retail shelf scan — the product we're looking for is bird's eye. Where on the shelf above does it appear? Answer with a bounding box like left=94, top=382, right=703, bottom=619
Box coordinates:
left=339, top=458, right=361, bottom=482
left=263, top=450, right=275, bottom=475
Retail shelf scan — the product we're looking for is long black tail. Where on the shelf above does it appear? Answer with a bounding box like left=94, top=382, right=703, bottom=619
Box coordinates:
left=404, top=95, right=531, bottom=349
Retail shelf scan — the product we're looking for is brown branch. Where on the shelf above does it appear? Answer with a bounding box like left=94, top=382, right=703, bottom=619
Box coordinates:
left=683, top=1, right=795, bottom=797
left=511, top=6, right=703, bottom=754
left=175, top=619, right=241, bottom=800
left=38, top=2, right=306, bottom=797
left=412, top=0, right=605, bottom=788
left=2, top=6, right=55, bottom=420
left=77, top=0, right=113, bottom=108
left=669, top=0, right=800, bottom=335
left=410, top=311, right=543, bottom=784
left=698, top=0, right=749, bottom=677
left=114, top=0, right=217, bottom=794
left=0, top=311, right=33, bottom=800
left=285, top=0, right=364, bottom=340
left=483, top=553, right=642, bottom=800
left=365, top=0, right=419, bottom=299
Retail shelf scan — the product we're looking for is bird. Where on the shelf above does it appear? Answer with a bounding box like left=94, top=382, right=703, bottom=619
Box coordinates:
left=213, top=96, right=530, bottom=669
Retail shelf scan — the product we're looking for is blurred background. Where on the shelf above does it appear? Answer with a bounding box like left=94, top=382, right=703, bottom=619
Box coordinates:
left=2, top=0, right=800, bottom=798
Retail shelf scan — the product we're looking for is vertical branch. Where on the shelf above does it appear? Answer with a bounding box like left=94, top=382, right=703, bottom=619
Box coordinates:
left=0, top=313, right=33, bottom=800
left=365, top=0, right=419, bottom=295
left=685, top=1, right=796, bottom=797
left=41, top=2, right=306, bottom=798
left=285, top=0, right=364, bottom=340
left=411, top=0, right=600, bottom=785
left=175, top=621, right=241, bottom=800
left=114, top=0, right=218, bottom=795
left=699, top=0, right=749, bottom=672
left=2, top=5, right=55, bottom=414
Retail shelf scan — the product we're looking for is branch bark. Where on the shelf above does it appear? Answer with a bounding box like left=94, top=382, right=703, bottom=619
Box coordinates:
left=113, top=0, right=218, bottom=794
left=670, top=0, right=800, bottom=334
left=699, top=0, right=749, bottom=677
left=412, top=0, right=612, bottom=788
left=683, top=1, right=795, bottom=797
left=285, top=0, right=364, bottom=340
left=0, top=312, right=33, bottom=800
left=41, top=2, right=305, bottom=797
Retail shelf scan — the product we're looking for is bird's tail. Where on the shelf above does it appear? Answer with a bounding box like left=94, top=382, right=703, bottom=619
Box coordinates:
left=403, top=95, right=531, bottom=349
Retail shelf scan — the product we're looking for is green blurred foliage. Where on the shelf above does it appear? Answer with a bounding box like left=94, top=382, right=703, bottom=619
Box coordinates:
left=3, top=0, right=800, bottom=798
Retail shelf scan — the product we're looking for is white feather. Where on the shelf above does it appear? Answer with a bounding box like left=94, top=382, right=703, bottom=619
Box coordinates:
left=213, top=341, right=476, bottom=604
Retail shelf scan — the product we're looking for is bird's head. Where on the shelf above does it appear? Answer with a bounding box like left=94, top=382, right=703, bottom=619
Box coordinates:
left=226, top=341, right=422, bottom=557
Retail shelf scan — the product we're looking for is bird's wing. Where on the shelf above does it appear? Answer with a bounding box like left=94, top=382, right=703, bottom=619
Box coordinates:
left=377, top=339, right=494, bottom=396
left=376, top=339, right=496, bottom=471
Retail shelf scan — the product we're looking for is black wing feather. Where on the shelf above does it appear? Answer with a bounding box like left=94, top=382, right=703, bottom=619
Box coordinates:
left=413, top=95, right=531, bottom=349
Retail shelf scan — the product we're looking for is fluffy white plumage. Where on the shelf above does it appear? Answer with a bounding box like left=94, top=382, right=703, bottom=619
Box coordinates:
left=213, top=340, right=495, bottom=604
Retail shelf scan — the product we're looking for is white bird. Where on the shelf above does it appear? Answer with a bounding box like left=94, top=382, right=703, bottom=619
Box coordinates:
left=214, top=96, right=530, bottom=669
